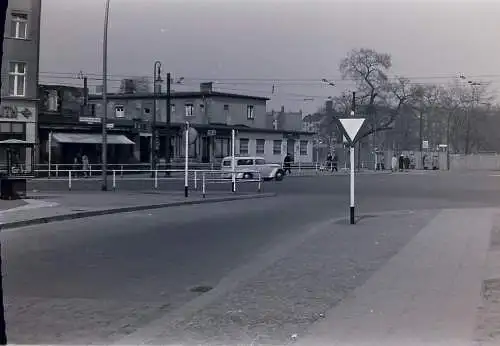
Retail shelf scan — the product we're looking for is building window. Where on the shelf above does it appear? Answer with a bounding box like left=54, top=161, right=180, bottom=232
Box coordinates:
left=144, top=108, right=150, bottom=115
left=11, top=13, right=28, bottom=39
left=239, top=138, right=249, bottom=155
left=200, top=104, right=205, bottom=113
left=46, top=89, right=58, bottom=111
left=273, top=140, right=282, bottom=155
left=300, top=140, right=308, bottom=155
left=247, top=105, right=255, bottom=119
left=8, top=62, right=26, bottom=96
left=12, top=123, right=24, bottom=133
left=185, top=103, right=194, bottom=117
left=223, top=104, right=229, bottom=111
left=256, top=139, right=265, bottom=154
left=115, top=105, right=125, bottom=118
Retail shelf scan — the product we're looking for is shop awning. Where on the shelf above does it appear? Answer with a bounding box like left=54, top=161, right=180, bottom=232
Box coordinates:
left=52, top=133, right=135, bottom=145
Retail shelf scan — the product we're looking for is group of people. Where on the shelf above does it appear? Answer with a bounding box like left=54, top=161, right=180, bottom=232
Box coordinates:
left=391, top=154, right=412, bottom=172
left=73, top=154, right=90, bottom=177
left=325, top=152, right=339, bottom=172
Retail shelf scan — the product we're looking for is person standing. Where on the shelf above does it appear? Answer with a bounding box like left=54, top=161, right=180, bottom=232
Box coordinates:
left=283, top=153, right=292, bottom=175
left=332, top=153, right=338, bottom=172
left=326, top=153, right=333, bottom=171
left=82, top=154, right=89, bottom=178
left=391, top=154, right=398, bottom=172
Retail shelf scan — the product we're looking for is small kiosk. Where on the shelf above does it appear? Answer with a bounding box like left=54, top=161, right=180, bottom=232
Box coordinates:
left=0, top=139, right=35, bottom=200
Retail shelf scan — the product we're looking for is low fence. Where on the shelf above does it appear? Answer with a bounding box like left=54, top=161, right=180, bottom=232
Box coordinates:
left=32, top=169, right=262, bottom=196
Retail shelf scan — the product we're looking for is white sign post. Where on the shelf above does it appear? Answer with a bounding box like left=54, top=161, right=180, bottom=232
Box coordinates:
left=184, top=122, right=190, bottom=197
left=231, top=129, right=236, bottom=193
left=339, top=118, right=365, bottom=225
left=48, top=131, right=52, bottom=177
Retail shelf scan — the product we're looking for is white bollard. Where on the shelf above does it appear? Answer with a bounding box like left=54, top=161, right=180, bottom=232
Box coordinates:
left=56, top=164, right=59, bottom=177
left=258, top=174, right=262, bottom=193
left=68, top=170, right=72, bottom=190
left=202, top=172, right=206, bottom=198
left=154, top=170, right=158, bottom=189
left=89, top=164, right=92, bottom=177
left=194, top=170, right=198, bottom=190
left=113, top=170, right=116, bottom=190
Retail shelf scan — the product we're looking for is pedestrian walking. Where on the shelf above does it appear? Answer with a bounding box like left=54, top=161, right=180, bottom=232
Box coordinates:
left=82, top=154, right=89, bottom=178
left=284, top=153, right=292, bottom=175
left=399, top=154, right=405, bottom=172
left=332, top=153, right=338, bottom=172
left=326, top=153, right=333, bottom=172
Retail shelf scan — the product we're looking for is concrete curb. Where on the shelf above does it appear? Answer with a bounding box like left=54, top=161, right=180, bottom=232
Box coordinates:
left=1, top=193, right=277, bottom=231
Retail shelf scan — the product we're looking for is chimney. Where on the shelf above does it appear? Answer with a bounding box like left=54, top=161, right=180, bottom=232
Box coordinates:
left=325, top=99, right=333, bottom=113
left=200, top=82, right=213, bottom=93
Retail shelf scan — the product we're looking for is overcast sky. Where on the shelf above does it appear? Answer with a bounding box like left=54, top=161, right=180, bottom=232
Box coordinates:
left=39, top=0, right=500, bottom=114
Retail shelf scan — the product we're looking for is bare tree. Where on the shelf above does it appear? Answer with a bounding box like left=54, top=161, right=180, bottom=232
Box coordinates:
left=339, top=48, right=412, bottom=146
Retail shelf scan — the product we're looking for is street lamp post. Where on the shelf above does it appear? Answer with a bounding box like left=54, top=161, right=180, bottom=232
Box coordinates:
left=151, top=61, right=162, bottom=175
left=101, top=0, right=110, bottom=191
left=459, top=75, right=481, bottom=155
left=165, top=72, right=171, bottom=176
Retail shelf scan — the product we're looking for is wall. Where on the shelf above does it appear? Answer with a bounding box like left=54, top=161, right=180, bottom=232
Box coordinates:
left=234, top=132, right=314, bottom=164
left=449, top=153, right=500, bottom=171
left=91, top=95, right=268, bottom=128
left=2, top=0, right=41, bottom=99
left=209, top=97, right=267, bottom=128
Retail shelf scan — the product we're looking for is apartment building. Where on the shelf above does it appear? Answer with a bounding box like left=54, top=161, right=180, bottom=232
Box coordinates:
left=84, top=83, right=315, bottom=165
left=0, top=0, right=42, bottom=168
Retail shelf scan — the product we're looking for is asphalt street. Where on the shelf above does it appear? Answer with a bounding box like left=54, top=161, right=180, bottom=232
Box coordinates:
left=5, top=171, right=500, bottom=344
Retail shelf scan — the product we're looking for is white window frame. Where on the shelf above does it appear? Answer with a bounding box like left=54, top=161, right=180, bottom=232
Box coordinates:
left=8, top=62, right=26, bottom=97
left=239, top=138, right=249, bottom=155
left=273, top=140, right=282, bottom=155
left=185, top=103, right=194, bottom=117
left=300, top=140, right=308, bottom=156
left=247, top=105, right=255, bottom=120
left=256, top=139, right=265, bottom=154
left=11, top=13, right=28, bottom=39
left=114, top=105, right=125, bottom=118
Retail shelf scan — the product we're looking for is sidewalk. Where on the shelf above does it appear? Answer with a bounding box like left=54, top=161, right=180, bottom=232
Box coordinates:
left=298, top=207, right=495, bottom=346
left=0, top=191, right=276, bottom=230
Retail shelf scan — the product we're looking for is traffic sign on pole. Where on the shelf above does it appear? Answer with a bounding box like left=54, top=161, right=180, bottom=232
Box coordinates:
left=338, top=118, right=365, bottom=225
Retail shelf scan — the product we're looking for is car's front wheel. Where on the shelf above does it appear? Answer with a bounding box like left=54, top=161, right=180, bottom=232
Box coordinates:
left=275, top=170, right=284, bottom=181
left=243, top=172, right=253, bottom=179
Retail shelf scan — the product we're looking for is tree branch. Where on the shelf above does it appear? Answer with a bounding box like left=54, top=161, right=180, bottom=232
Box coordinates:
left=356, top=125, right=394, bottom=142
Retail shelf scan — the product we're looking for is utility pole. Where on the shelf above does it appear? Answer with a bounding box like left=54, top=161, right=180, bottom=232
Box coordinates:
left=101, top=0, right=110, bottom=191
left=419, top=109, right=423, bottom=152
left=0, top=0, right=10, bottom=343
left=165, top=72, right=171, bottom=176
left=151, top=61, right=162, bottom=175
left=80, top=74, right=88, bottom=117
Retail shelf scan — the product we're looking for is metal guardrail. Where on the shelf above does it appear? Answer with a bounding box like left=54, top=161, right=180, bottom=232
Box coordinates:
left=32, top=169, right=262, bottom=196
left=33, top=161, right=384, bottom=179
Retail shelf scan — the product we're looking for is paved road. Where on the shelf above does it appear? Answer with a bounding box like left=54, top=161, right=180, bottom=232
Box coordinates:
left=5, top=171, right=500, bottom=344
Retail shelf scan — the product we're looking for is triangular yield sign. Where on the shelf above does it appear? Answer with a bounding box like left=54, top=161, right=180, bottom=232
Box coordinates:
left=339, top=118, right=365, bottom=143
